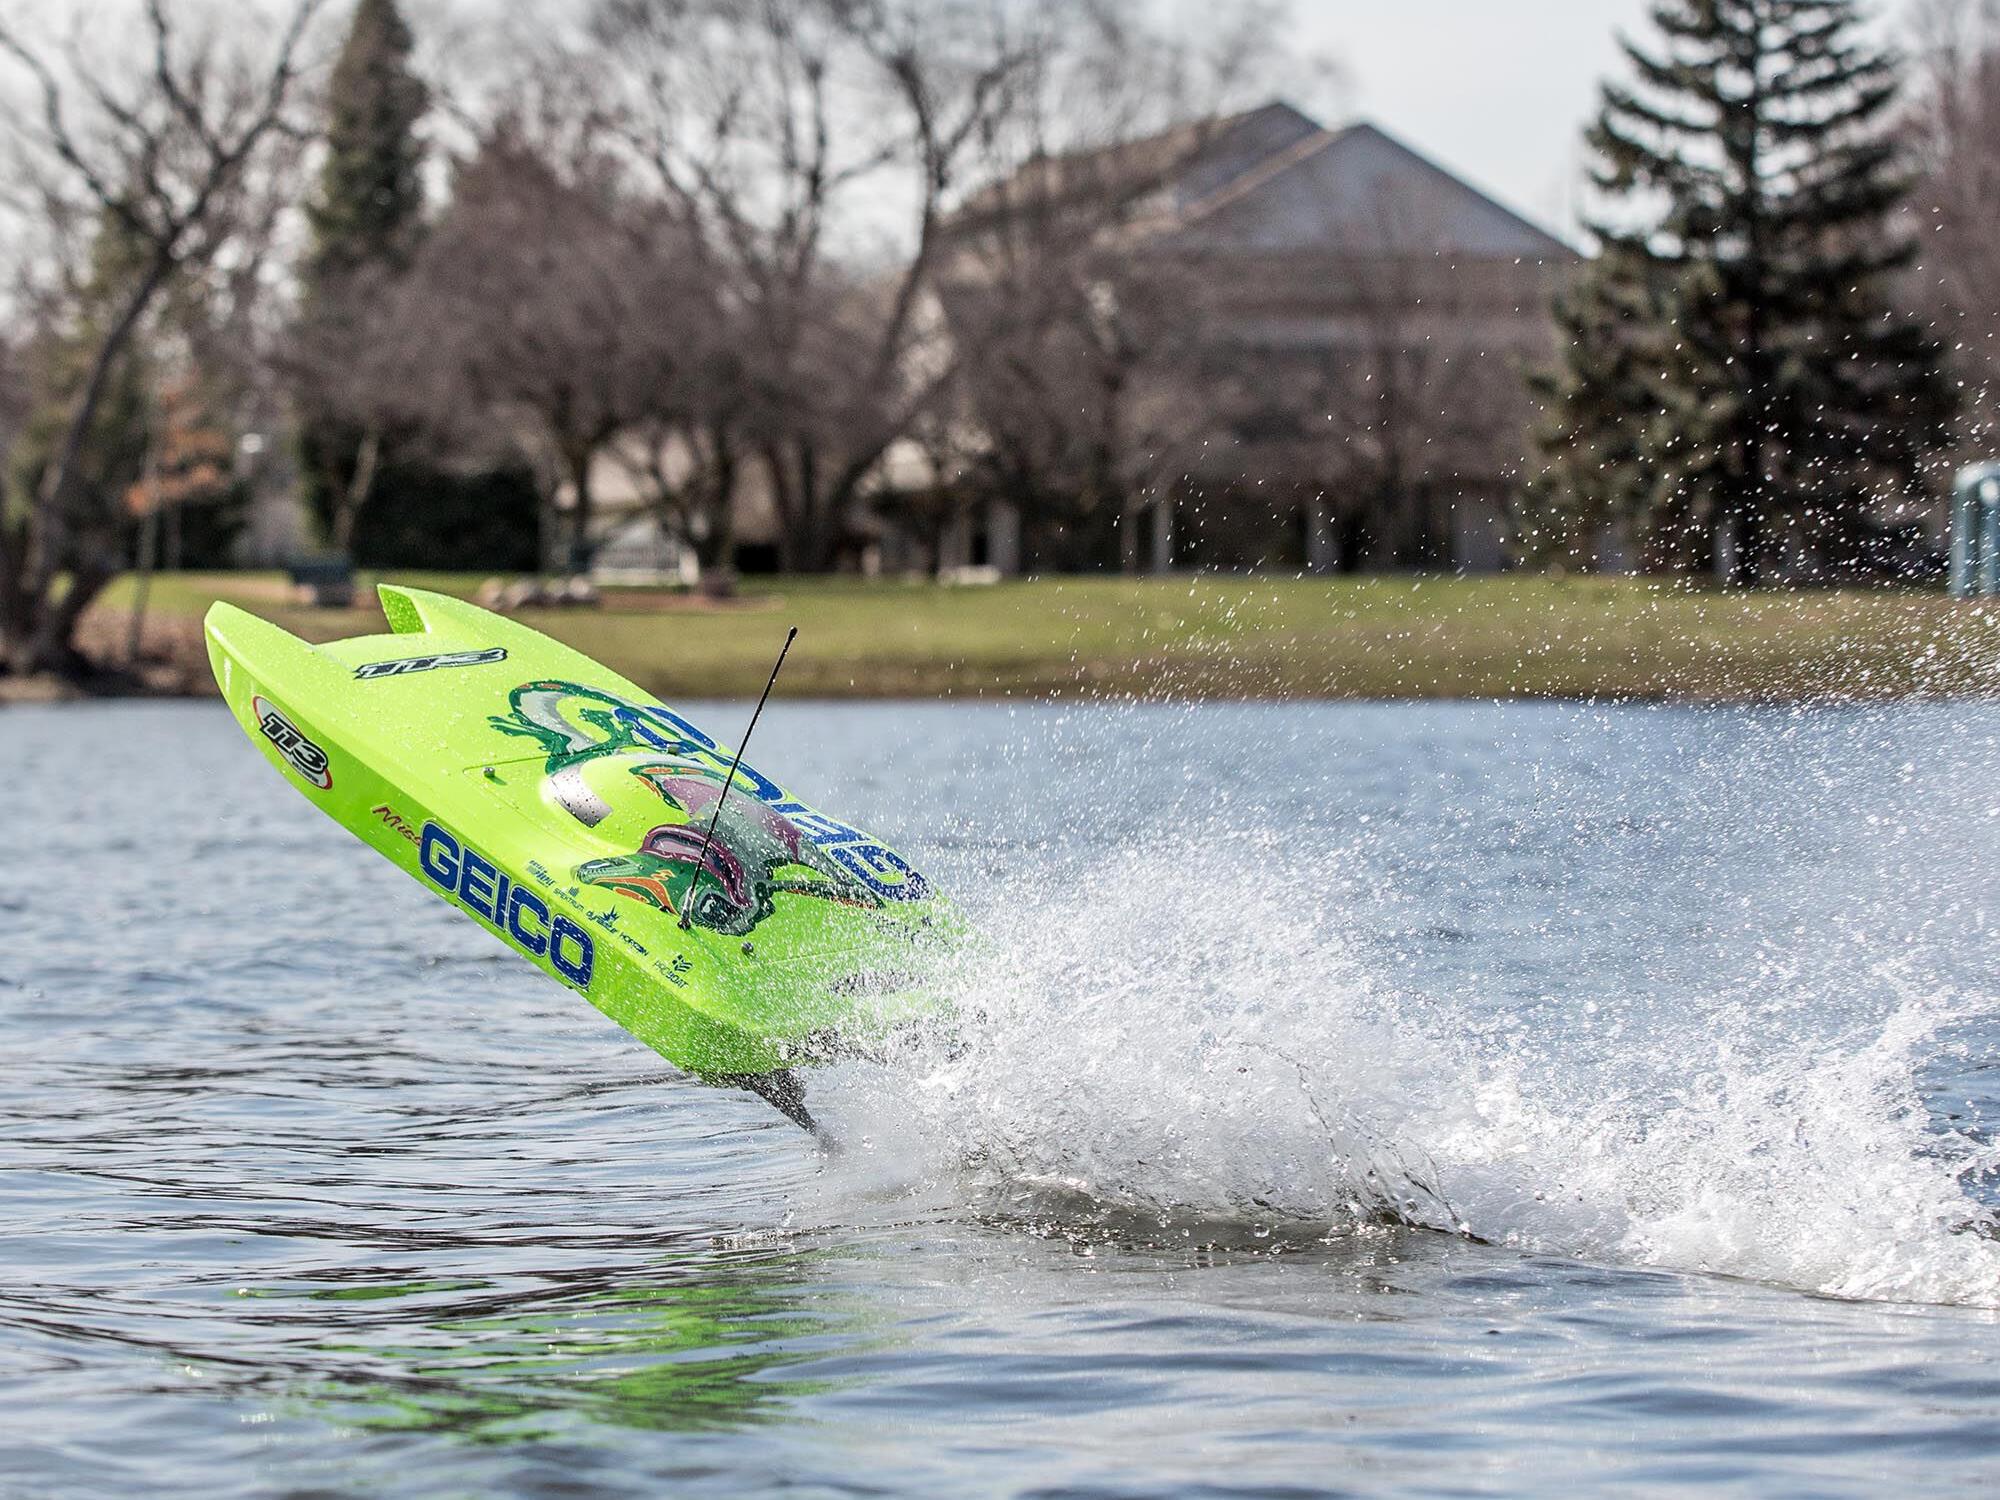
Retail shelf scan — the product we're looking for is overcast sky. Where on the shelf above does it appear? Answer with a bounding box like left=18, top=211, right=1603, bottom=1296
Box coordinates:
left=0, top=0, right=1932, bottom=255
left=1292, top=0, right=1915, bottom=244
left=1290, top=1, right=1653, bottom=240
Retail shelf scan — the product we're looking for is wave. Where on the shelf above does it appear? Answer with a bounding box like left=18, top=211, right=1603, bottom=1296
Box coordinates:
left=810, top=834, right=2000, bottom=1308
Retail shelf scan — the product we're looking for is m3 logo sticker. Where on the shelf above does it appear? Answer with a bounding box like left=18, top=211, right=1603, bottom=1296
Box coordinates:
left=354, top=646, right=508, bottom=680
left=253, top=695, right=332, bottom=789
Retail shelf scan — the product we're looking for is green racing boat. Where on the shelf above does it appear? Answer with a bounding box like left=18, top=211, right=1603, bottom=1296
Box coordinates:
left=204, top=584, right=952, bottom=1132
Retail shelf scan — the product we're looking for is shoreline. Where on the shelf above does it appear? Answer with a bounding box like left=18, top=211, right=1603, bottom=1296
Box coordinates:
left=13, top=680, right=2000, bottom=707
left=2, top=574, right=1993, bottom=707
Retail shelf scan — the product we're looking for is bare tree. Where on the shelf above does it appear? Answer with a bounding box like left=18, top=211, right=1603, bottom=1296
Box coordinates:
left=944, top=239, right=1217, bottom=570
left=0, top=334, right=28, bottom=478
left=610, top=385, right=749, bottom=590
left=281, top=260, right=428, bottom=555
left=0, top=0, right=323, bottom=676
left=396, top=118, right=699, bottom=572
left=917, top=2, right=1318, bottom=571
left=1908, top=0, right=2000, bottom=437
left=596, top=0, right=1035, bottom=572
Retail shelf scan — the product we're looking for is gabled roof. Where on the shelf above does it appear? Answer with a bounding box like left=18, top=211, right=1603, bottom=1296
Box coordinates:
left=950, top=101, right=1323, bottom=225
left=953, top=101, right=1576, bottom=264
left=1162, top=119, right=1576, bottom=261
left=1159, top=101, right=1328, bottom=204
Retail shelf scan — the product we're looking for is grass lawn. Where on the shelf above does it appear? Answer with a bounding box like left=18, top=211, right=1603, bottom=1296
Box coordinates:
left=92, top=569, right=2000, bottom=701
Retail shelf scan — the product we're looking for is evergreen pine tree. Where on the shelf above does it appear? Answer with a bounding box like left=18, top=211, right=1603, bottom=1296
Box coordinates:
left=1536, top=0, right=1956, bottom=584
left=307, top=0, right=426, bottom=278
left=1521, top=240, right=1675, bottom=571
left=296, top=0, right=427, bottom=552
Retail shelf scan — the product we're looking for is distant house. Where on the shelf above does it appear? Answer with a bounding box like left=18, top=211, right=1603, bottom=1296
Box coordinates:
left=556, top=101, right=1578, bottom=580
left=913, top=101, right=1580, bottom=575
left=548, top=429, right=780, bottom=580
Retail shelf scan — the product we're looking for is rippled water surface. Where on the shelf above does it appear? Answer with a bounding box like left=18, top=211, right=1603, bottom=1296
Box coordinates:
left=4, top=698, right=2000, bottom=1497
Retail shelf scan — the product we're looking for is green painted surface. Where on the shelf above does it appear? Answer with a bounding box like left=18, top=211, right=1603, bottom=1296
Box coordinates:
left=205, top=585, right=953, bottom=1080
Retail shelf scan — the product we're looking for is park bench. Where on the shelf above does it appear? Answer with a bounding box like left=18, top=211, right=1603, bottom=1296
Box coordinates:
left=286, top=557, right=355, bottom=608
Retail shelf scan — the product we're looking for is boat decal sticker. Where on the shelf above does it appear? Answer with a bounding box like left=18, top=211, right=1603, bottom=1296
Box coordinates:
left=577, top=761, right=889, bottom=936
left=419, top=822, right=595, bottom=985
left=253, top=695, right=333, bottom=789
left=354, top=646, right=508, bottom=679
left=490, top=680, right=714, bottom=767
left=369, top=803, right=421, bottom=844
left=491, top=680, right=931, bottom=910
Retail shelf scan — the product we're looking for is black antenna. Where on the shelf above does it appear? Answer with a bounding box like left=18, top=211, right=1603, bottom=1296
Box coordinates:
left=681, top=626, right=797, bottom=931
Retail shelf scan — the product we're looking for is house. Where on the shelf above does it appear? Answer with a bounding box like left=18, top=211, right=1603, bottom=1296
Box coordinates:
left=916, top=102, right=1580, bottom=575
left=552, top=102, right=1578, bottom=581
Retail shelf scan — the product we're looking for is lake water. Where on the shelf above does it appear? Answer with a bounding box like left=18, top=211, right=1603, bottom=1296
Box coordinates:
left=3, top=698, right=1999, bottom=1497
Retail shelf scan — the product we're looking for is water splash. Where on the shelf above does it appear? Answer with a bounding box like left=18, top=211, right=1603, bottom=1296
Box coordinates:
left=814, top=834, right=2000, bottom=1307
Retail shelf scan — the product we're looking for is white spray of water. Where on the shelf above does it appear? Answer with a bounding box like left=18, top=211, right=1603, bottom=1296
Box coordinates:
left=813, top=836, right=2000, bottom=1308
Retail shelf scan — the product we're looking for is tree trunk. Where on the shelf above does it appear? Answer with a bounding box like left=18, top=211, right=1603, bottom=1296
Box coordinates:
left=769, top=439, right=847, bottom=573
left=331, top=427, right=382, bottom=558
left=0, top=519, right=29, bottom=661
left=20, top=563, right=115, bottom=676
left=798, top=444, right=837, bottom=573
left=4, top=252, right=174, bottom=678
left=1654, top=492, right=1709, bottom=579
left=767, top=445, right=801, bottom=573
left=128, top=450, right=162, bottom=665
left=692, top=507, right=736, bottom=595
left=692, top=433, right=739, bottom=589
left=25, top=253, right=173, bottom=604
left=1727, top=500, right=1774, bottom=589
left=1305, top=494, right=1338, bottom=575
left=564, top=444, right=596, bottom=575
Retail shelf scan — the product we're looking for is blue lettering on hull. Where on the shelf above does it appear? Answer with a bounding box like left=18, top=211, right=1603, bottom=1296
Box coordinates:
left=420, top=822, right=595, bottom=985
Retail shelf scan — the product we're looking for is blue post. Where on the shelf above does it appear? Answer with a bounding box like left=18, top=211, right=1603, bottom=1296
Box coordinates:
left=1951, top=464, right=2000, bottom=597
left=1984, top=480, right=2000, bottom=598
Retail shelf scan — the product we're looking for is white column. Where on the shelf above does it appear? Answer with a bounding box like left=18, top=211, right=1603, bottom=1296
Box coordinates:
left=1305, top=496, right=1338, bottom=575
left=987, top=501, right=1021, bottom=576
left=1149, top=497, right=1174, bottom=573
